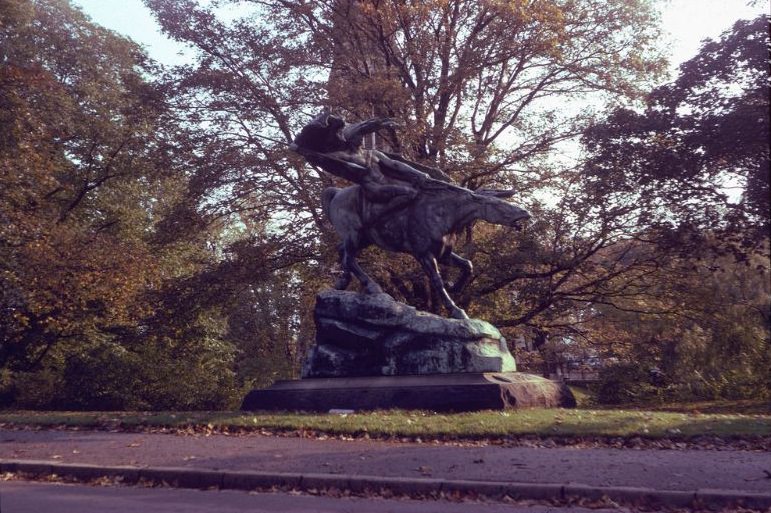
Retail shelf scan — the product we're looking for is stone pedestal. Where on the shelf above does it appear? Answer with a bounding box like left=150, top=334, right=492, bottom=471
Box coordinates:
left=241, top=290, right=575, bottom=411
left=241, top=372, right=576, bottom=412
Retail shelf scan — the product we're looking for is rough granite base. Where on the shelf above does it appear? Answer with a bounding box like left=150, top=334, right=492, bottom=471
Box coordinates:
left=304, top=290, right=516, bottom=377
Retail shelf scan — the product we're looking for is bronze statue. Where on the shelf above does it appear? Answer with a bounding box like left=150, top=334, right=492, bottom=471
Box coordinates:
left=291, top=112, right=441, bottom=203
left=292, top=113, right=530, bottom=319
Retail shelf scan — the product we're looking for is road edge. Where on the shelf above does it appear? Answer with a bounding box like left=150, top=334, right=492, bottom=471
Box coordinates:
left=1, top=459, right=769, bottom=510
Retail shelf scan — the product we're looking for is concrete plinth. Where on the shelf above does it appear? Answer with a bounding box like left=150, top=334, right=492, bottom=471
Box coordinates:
left=240, top=372, right=575, bottom=412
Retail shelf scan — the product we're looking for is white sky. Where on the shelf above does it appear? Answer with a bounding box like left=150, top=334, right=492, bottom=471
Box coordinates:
left=74, top=0, right=769, bottom=74
left=74, top=0, right=187, bottom=65
left=661, top=0, right=768, bottom=69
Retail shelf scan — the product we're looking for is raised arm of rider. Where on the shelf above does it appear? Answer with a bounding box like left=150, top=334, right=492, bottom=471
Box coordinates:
left=299, top=149, right=370, bottom=184
left=382, top=152, right=452, bottom=183
left=374, top=151, right=430, bottom=185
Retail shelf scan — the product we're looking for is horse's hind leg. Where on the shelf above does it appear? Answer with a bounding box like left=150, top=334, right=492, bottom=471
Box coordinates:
left=342, top=239, right=383, bottom=294
left=334, top=244, right=352, bottom=290
left=417, top=254, right=469, bottom=320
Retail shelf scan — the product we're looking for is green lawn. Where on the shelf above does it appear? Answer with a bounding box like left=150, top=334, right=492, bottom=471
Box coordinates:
left=1, top=407, right=769, bottom=441
left=568, top=386, right=771, bottom=415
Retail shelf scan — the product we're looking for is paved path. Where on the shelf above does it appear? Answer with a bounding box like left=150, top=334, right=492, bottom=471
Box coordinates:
left=1, top=429, right=769, bottom=493
left=0, top=481, right=618, bottom=513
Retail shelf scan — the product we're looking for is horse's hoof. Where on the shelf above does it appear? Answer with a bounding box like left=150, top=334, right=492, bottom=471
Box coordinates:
left=447, top=282, right=463, bottom=294
left=365, top=283, right=383, bottom=294
left=334, top=276, right=351, bottom=290
left=451, top=309, right=470, bottom=320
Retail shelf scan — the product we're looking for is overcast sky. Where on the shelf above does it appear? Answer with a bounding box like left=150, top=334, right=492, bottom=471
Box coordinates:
left=73, top=0, right=768, bottom=76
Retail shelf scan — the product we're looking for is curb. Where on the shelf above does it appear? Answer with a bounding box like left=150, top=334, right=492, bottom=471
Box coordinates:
left=2, top=459, right=770, bottom=510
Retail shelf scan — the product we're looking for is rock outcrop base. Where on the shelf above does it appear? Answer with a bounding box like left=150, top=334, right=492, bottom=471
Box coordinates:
left=303, top=290, right=516, bottom=378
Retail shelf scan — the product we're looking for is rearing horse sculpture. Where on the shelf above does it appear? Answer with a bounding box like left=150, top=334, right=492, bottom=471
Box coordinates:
left=292, top=112, right=530, bottom=319
left=322, top=181, right=530, bottom=319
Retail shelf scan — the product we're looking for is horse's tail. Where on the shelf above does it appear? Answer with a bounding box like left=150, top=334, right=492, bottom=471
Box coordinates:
left=321, top=187, right=340, bottom=221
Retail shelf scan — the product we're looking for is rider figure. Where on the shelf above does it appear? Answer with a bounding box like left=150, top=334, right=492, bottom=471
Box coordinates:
left=290, top=112, right=436, bottom=205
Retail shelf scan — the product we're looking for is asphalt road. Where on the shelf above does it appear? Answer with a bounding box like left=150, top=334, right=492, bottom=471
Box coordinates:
left=0, top=481, right=616, bottom=513
left=1, top=429, right=770, bottom=493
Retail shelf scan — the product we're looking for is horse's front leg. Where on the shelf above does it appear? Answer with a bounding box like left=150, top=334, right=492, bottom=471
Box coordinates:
left=440, top=251, right=473, bottom=294
left=416, top=254, right=469, bottom=320
left=341, top=239, right=383, bottom=294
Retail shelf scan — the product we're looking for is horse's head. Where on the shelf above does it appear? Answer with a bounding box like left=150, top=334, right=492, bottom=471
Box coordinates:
left=474, top=190, right=531, bottom=228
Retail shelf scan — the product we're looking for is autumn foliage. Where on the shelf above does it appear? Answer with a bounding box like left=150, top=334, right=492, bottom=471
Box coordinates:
left=0, top=0, right=768, bottom=409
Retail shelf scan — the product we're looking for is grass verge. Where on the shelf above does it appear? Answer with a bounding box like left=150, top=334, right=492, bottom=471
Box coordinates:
left=567, top=386, right=771, bottom=415
left=0, top=407, right=769, bottom=441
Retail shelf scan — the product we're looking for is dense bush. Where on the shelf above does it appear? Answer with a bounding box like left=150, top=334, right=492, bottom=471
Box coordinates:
left=596, top=364, right=661, bottom=405
left=1, top=319, right=241, bottom=411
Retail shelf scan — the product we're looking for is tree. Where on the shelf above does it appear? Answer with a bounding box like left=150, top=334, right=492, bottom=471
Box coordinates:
left=0, top=0, right=171, bottom=369
left=512, top=16, right=771, bottom=388
left=287, top=0, right=664, bottom=179
left=0, top=0, right=243, bottom=409
left=584, top=248, right=770, bottom=402
left=144, top=0, right=667, bottom=335
left=4, top=0, right=764, bottom=407
left=582, top=16, right=770, bottom=258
